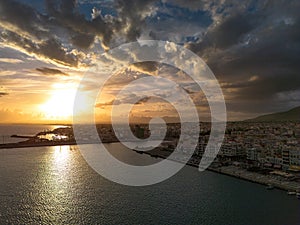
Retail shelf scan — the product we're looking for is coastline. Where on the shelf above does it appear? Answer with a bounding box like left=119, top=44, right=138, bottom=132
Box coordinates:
left=135, top=149, right=300, bottom=192
left=1, top=142, right=299, bottom=193
left=0, top=140, right=120, bottom=149
left=207, top=166, right=300, bottom=192
left=0, top=141, right=78, bottom=149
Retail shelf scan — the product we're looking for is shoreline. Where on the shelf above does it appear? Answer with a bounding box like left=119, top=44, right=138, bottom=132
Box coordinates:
left=206, top=166, right=299, bottom=192
left=135, top=149, right=300, bottom=192
left=1, top=142, right=299, bottom=193
left=0, top=140, right=120, bottom=149
left=0, top=141, right=78, bottom=149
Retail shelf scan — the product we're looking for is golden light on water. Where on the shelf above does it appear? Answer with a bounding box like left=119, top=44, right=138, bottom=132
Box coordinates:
left=53, top=145, right=71, bottom=165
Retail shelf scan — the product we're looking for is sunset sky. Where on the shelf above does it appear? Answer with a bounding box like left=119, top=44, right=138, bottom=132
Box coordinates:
left=0, top=0, right=299, bottom=124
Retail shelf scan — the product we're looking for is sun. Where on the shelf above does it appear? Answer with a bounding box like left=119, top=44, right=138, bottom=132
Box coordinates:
left=39, top=84, right=77, bottom=120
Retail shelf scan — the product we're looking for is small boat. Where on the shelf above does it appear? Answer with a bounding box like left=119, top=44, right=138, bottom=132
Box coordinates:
left=296, top=193, right=300, bottom=199
left=287, top=191, right=296, bottom=195
left=266, top=184, right=274, bottom=190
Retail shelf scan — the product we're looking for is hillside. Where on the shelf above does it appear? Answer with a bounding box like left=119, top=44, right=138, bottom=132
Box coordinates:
left=245, top=106, right=300, bottom=122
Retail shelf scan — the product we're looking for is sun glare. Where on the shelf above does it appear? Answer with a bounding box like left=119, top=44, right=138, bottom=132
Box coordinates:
left=40, top=84, right=77, bottom=120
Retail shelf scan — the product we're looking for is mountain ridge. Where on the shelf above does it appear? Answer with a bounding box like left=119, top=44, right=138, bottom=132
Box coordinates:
left=245, top=106, right=300, bottom=122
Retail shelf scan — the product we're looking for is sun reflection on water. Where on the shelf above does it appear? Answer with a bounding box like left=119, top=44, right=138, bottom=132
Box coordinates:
left=53, top=145, right=71, bottom=165
left=32, top=145, right=76, bottom=221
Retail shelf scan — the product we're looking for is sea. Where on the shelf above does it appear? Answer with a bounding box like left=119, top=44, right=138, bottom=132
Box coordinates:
left=0, top=125, right=299, bottom=225
left=0, top=124, right=68, bottom=144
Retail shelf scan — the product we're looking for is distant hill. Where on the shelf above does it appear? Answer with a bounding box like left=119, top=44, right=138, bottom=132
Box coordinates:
left=245, top=106, right=300, bottom=122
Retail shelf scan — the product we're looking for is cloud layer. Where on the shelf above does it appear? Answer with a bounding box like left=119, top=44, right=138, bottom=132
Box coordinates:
left=0, top=0, right=299, bottom=119
left=36, top=67, right=68, bottom=76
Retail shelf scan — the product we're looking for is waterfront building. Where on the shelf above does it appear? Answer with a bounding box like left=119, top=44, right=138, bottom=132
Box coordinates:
left=281, top=148, right=300, bottom=171
left=220, top=142, right=246, bottom=160
left=247, top=148, right=259, bottom=161
left=289, top=149, right=300, bottom=167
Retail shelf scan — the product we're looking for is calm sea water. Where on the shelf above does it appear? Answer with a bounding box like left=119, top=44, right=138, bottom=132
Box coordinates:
left=0, top=143, right=299, bottom=225
left=0, top=124, right=67, bottom=144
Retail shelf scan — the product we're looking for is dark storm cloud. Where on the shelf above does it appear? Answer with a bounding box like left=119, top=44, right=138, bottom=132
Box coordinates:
left=162, top=0, right=205, bottom=11
left=95, top=95, right=163, bottom=108
left=0, top=0, right=160, bottom=66
left=0, top=31, right=80, bottom=67
left=185, top=2, right=268, bottom=51
left=115, top=0, right=157, bottom=42
left=0, top=92, right=8, bottom=97
left=45, top=0, right=159, bottom=49
left=182, top=0, right=300, bottom=113
left=0, top=0, right=82, bottom=67
left=45, top=0, right=117, bottom=50
left=95, top=94, right=150, bottom=107
left=188, top=13, right=259, bottom=53
left=131, top=62, right=159, bottom=76
left=207, top=15, right=300, bottom=98
left=36, top=67, right=68, bottom=76
left=0, top=86, right=8, bottom=97
left=70, top=33, right=95, bottom=49
left=0, top=0, right=48, bottom=39
left=135, top=96, right=152, bottom=105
